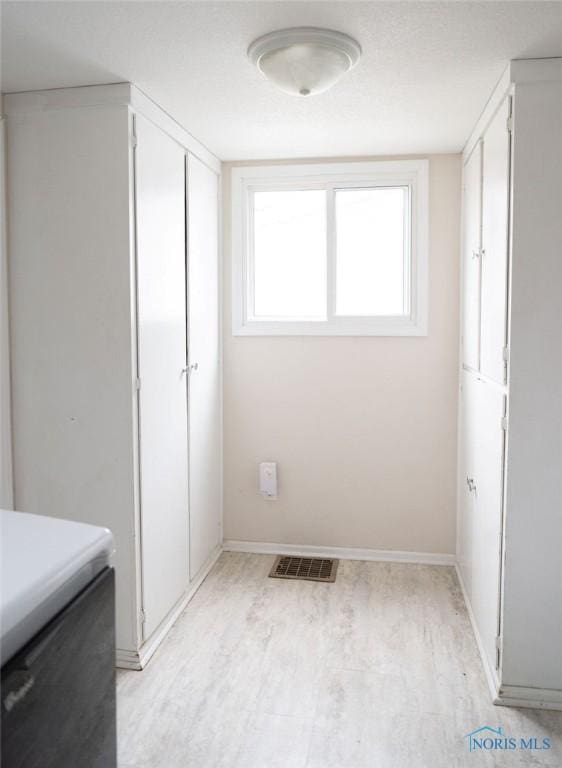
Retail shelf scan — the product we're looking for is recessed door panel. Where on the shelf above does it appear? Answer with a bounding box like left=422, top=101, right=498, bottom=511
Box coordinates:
left=135, top=116, right=189, bottom=640
left=462, top=142, right=482, bottom=371
left=481, top=98, right=510, bottom=384
left=187, top=154, right=221, bottom=579
left=471, top=379, right=506, bottom=674
left=458, top=370, right=478, bottom=600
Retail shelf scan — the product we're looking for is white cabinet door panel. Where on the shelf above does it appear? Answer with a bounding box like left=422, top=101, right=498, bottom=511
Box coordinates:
left=471, top=378, right=505, bottom=676
left=462, top=142, right=482, bottom=371
left=187, top=154, right=221, bottom=579
left=135, top=116, right=189, bottom=640
left=481, top=98, right=510, bottom=384
left=458, top=371, right=478, bottom=599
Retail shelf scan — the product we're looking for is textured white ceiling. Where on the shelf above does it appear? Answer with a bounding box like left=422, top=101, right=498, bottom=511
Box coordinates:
left=2, top=1, right=562, bottom=160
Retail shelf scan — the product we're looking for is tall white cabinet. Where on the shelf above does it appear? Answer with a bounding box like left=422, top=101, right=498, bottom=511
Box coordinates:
left=457, top=59, right=562, bottom=710
left=5, top=84, right=222, bottom=668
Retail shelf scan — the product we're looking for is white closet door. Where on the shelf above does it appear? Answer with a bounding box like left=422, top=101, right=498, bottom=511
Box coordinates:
left=481, top=99, right=510, bottom=384
left=462, top=141, right=482, bottom=371
left=135, top=116, right=189, bottom=640
left=187, top=154, right=221, bottom=579
left=457, top=371, right=478, bottom=600
left=471, top=379, right=506, bottom=675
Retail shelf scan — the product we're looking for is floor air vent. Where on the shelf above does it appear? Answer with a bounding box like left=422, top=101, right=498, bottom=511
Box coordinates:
left=269, top=555, right=338, bottom=583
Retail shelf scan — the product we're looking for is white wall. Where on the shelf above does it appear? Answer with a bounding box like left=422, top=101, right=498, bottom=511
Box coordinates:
left=223, top=154, right=461, bottom=555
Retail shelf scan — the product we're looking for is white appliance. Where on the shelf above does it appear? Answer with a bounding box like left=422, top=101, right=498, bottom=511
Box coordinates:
left=1, top=510, right=116, bottom=767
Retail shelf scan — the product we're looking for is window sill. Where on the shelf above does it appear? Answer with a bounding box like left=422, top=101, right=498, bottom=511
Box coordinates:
left=232, top=316, right=428, bottom=337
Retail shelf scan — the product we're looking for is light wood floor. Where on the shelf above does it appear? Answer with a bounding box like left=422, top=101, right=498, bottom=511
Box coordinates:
left=118, top=553, right=562, bottom=768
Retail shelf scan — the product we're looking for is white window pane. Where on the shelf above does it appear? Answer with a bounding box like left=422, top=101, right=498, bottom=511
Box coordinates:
left=335, top=187, right=408, bottom=316
left=253, top=190, right=327, bottom=319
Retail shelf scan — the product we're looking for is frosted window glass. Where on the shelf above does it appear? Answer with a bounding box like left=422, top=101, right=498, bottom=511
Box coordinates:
left=335, top=187, right=408, bottom=316
left=253, top=190, right=326, bottom=319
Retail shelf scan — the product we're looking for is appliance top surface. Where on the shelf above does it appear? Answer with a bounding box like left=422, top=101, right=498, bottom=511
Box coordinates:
left=0, top=510, right=114, bottom=664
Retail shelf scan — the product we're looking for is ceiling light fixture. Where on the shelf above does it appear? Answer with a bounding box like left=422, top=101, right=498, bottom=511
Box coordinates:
left=248, top=27, right=361, bottom=97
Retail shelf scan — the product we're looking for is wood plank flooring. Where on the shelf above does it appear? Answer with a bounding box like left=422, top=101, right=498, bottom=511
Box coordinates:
left=117, top=553, right=562, bottom=768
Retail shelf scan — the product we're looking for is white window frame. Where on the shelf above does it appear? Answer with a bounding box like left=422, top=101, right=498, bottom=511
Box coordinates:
left=231, top=159, right=429, bottom=336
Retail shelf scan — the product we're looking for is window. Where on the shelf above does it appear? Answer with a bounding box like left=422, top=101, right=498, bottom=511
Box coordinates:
left=231, top=160, right=428, bottom=335
left=253, top=190, right=326, bottom=319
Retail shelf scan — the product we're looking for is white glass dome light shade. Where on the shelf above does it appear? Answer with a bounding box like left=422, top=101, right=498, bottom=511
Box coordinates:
left=248, top=28, right=361, bottom=97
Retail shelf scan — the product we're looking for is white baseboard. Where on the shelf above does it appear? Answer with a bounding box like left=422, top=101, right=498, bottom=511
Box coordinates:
left=116, top=544, right=223, bottom=671
left=495, top=685, right=562, bottom=711
left=454, top=563, right=500, bottom=703
left=115, top=648, right=142, bottom=670
left=222, top=539, right=455, bottom=566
